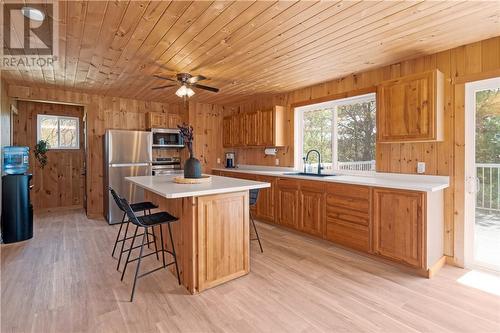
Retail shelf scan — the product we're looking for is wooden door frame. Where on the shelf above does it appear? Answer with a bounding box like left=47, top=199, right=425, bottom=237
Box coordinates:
left=13, top=98, right=88, bottom=213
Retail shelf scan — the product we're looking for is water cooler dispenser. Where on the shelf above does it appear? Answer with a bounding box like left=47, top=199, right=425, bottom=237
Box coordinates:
left=1, top=146, right=33, bottom=244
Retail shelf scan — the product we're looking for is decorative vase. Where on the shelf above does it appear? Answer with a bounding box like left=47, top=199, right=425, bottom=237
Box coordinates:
left=184, top=154, right=202, bottom=179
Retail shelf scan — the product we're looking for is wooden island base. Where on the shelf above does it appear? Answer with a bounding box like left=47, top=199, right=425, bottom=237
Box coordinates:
left=145, top=190, right=250, bottom=294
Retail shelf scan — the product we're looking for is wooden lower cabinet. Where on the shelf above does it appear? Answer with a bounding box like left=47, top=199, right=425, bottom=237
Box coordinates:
left=325, top=183, right=372, bottom=252
left=255, top=175, right=275, bottom=222
left=276, top=178, right=300, bottom=229
left=373, top=188, right=424, bottom=268
left=212, top=170, right=436, bottom=275
left=298, top=181, right=325, bottom=237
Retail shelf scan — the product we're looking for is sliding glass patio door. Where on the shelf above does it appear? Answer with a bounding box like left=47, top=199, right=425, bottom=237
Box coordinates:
left=465, top=77, right=500, bottom=272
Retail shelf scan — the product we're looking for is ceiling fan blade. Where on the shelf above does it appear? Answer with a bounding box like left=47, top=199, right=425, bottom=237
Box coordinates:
left=152, top=84, right=176, bottom=90
left=153, top=74, right=177, bottom=82
left=191, top=83, right=219, bottom=93
left=188, top=75, right=207, bottom=84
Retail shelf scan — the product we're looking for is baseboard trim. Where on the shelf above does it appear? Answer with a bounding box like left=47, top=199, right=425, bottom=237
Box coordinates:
left=426, top=256, right=447, bottom=278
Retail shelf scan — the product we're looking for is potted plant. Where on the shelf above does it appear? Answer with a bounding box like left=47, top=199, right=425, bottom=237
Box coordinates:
left=34, top=140, right=49, bottom=169
left=178, top=123, right=201, bottom=178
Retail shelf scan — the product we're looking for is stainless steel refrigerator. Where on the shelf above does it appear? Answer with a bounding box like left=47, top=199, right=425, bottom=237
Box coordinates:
left=104, top=129, right=152, bottom=224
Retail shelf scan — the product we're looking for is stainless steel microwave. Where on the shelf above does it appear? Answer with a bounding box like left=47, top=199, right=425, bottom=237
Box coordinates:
left=151, top=128, right=184, bottom=148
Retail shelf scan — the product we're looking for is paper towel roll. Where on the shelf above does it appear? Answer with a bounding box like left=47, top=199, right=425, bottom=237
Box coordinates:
left=264, top=148, right=278, bottom=155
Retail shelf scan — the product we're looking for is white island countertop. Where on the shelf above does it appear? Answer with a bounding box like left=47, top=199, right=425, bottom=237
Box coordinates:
left=126, top=174, right=270, bottom=199
left=212, top=166, right=450, bottom=192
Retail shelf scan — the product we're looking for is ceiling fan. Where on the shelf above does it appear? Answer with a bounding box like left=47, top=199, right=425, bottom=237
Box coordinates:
left=152, top=73, right=219, bottom=98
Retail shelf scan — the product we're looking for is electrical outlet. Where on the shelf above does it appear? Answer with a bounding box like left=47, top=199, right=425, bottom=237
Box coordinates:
left=275, top=158, right=280, bottom=166
left=216, top=158, right=220, bottom=164
left=417, top=162, right=426, bottom=174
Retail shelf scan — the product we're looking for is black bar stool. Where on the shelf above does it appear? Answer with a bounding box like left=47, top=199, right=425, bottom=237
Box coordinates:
left=109, top=187, right=159, bottom=270
left=249, top=189, right=263, bottom=253
left=119, top=197, right=181, bottom=302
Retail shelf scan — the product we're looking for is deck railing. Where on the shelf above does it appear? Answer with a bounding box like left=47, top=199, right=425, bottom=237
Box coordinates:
left=477, top=163, right=500, bottom=212
left=338, top=160, right=376, bottom=171
left=318, top=161, right=375, bottom=172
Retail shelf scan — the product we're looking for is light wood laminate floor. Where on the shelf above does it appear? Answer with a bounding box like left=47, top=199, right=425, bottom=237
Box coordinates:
left=1, top=208, right=499, bottom=332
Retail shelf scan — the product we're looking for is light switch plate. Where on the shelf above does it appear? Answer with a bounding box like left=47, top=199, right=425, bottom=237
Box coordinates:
left=217, top=158, right=220, bottom=164
left=275, top=158, right=280, bottom=166
left=417, top=162, right=426, bottom=174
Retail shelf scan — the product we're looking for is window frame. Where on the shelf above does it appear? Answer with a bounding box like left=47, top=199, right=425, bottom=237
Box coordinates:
left=37, top=114, right=80, bottom=150
left=294, top=92, right=376, bottom=175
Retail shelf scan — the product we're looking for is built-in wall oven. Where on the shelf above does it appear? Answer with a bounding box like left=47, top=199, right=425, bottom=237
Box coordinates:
left=152, top=157, right=182, bottom=176
left=151, top=128, right=184, bottom=148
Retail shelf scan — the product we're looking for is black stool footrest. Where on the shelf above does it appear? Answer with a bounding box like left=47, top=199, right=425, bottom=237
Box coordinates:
left=138, top=262, right=176, bottom=279
left=115, top=231, right=155, bottom=245
left=138, top=212, right=178, bottom=226
left=130, top=201, right=158, bottom=212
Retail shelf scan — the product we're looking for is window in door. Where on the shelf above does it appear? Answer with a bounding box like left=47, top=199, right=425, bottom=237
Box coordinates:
left=37, top=115, right=80, bottom=149
left=295, top=93, right=376, bottom=173
left=465, top=77, right=500, bottom=272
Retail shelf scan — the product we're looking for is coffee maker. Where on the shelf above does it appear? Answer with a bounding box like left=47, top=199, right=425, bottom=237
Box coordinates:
left=225, top=152, right=235, bottom=168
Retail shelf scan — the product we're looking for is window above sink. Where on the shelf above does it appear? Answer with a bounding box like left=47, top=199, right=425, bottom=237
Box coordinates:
left=294, top=93, right=376, bottom=174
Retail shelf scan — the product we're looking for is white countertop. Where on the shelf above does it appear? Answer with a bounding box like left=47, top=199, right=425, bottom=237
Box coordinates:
left=126, top=175, right=270, bottom=199
left=212, top=166, right=449, bottom=192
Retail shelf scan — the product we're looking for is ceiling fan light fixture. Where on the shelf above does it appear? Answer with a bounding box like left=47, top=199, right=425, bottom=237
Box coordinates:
left=21, top=6, right=45, bottom=22
left=175, top=85, right=195, bottom=98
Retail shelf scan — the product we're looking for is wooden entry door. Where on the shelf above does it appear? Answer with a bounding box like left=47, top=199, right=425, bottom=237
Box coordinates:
left=13, top=101, right=85, bottom=210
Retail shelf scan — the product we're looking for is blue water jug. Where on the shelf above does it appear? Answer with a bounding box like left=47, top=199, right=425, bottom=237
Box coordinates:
left=2, top=146, right=29, bottom=175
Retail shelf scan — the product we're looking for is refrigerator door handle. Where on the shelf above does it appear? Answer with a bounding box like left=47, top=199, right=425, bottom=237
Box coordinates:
left=110, top=163, right=150, bottom=167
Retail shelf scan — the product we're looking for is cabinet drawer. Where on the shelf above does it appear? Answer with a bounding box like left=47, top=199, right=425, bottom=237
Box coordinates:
left=233, top=173, right=257, bottom=181
left=325, top=219, right=370, bottom=252
left=326, top=194, right=369, bottom=213
left=326, top=204, right=369, bottom=226
left=300, top=180, right=326, bottom=192
left=326, top=183, right=370, bottom=200
left=277, top=178, right=300, bottom=188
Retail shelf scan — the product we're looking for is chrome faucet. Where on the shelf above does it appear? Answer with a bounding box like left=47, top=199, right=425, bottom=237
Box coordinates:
left=304, top=149, right=324, bottom=175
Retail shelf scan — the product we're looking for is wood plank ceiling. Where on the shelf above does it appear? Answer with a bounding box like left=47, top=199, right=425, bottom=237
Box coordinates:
left=2, top=1, right=500, bottom=104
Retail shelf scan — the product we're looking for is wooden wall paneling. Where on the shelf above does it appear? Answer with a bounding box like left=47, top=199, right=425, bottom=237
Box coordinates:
left=188, top=102, right=224, bottom=173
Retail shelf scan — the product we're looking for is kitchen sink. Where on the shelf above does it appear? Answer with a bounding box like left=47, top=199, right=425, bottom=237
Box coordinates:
left=284, top=172, right=338, bottom=177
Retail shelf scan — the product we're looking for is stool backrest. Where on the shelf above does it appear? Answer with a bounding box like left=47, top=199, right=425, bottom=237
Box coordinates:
left=120, top=197, right=145, bottom=227
left=249, top=189, right=260, bottom=206
left=109, top=187, right=125, bottom=212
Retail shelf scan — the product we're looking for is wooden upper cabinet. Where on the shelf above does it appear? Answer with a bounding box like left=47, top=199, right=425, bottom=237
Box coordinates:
left=258, top=106, right=286, bottom=147
left=223, top=116, right=233, bottom=148
left=245, top=111, right=259, bottom=146
left=298, top=181, right=325, bottom=237
left=222, top=106, right=286, bottom=148
left=146, top=112, right=166, bottom=129
left=373, top=188, right=424, bottom=268
left=377, top=69, right=443, bottom=142
left=232, top=114, right=245, bottom=147
left=276, top=178, right=300, bottom=229
left=146, top=112, right=182, bottom=129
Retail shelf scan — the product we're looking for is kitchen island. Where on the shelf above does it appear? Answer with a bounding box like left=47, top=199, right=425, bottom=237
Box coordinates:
left=125, top=174, right=270, bottom=294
